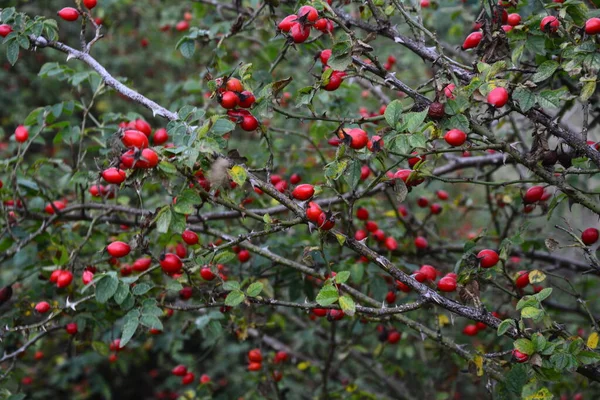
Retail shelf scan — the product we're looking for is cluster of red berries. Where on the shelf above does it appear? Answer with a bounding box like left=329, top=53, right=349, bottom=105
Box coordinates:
left=171, top=364, right=210, bottom=386
left=377, top=325, right=402, bottom=344
left=318, top=49, right=346, bottom=91
left=278, top=5, right=333, bottom=44
left=215, top=77, right=259, bottom=132
left=49, top=269, right=74, bottom=288
left=310, top=307, right=345, bottom=321
left=306, top=201, right=335, bottom=231
left=522, top=185, right=552, bottom=213
left=57, top=1, right=97, bottom=22
left=463, top=312, right=501, bottom=336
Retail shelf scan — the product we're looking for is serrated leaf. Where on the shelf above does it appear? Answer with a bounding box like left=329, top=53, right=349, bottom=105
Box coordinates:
left=316, top=284, right=339, bottom=306
left=214, top=250, right=235, bottom=264
left=497, top=319, right=516, bottom=336
left=140, top=314, right=163, bottom=330
left=211, top=118, right=236, bottom=135
left=532, top=60, right=559, bottom=83
left=228, top=165, right=247, bottom=187
left=120, top=309, right=140, bottom=347
left=223, top=280, right=240, bottom=291
left=401, top=109, right=428, bottom=133
left=581, top=80, right=596, bottom=102
left=96, top=274, right=119, bottom=303
left=173, top=189, right=201, bottom=214
left=166, top=279, right=183, bottom=292
left=225, top=290, right=245, bottom=306
left=113, top=281, right=130, bottom=305
left=7, top=40, right=19, bottom=65
left=179, top=39, right=195, bottom=58
left=335, top=271, right=351, bottom=284
left=513, top=87, right=536, bottom=112
left=246, top=282, right=263, bottom=297
left=534, top=288, right=553, bottom=302
left=132, top=282, right=154, bottom=296
left=521, top=306, right=544, bottom=320
left=515, top=338, right=535, bottom=355
left=338, top=295, right=355, bottom=316
left=384, top=100, right=402, bottom=128
left=155, top=206, right=172, bottom=233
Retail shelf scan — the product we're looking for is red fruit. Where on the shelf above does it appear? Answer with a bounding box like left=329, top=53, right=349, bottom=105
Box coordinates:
left=153, top=128, right=169, bottom=145
left=65, top=322, right=78, bottom=335
left=477, top=249, right=499, bottom=268
left=512, top=349, right=529, bottom=363
left=35, top=301, right=51, bottom=313
left=58, top=7, right=79, bottom=22
left=175, top=20, right=190, bottom=31
left=182, top=230, right=199, bottom=245
left=408, top=152, right=425, bottom=168
left=102, top=168, right=127, bottom=184
left=387, top=331, right=401, bottom=344
left=290, top=174, right=301, bottom=184
left=314, top=18, right=334, bottom=33
left=462, top=31, right=482, bottom=49
left=367, top=135, right=384, bottom=152
left=238, top=249, right=251, bottom=262
left=355, top=229, right=368, bottom=241
left=14, top=125, right=28, bottom=143
left=274, top=351, right=289, bottom=364
left=444, top=84, right=456, bottom=99
left=220, top=91, right=239, bottom=109
left=135, top=148, right=159, bottom=169
left=82, top=270, right=94, bottom=284
left=436, top=190, right=449, bottom=200
left=248, top=349, right=263, bottom=362
left=248, top=362, right=262, bottom=371
left=50, top=270, right=62, bottom=283
left=238, top=91, right=256, bottom=108
left=200, top=374, right=211, bottom=384
left=306, top=202, right=323, bottom=222
left=444, top=129, right=467, bottom=146
left=540, top=16, right=559, bottom=33
left=515, top=271, right=530, bottom=289
left=179, top=287, right=193, bottom=300
left=292, top=184, right=315, bottom=200
left=83, top=0, right=97, bottom=9
left=200, top=266, right=216, bottom=281
left=414, top=236, right=428, bottom=249
left=323, top=70, right=345, bottom=91
left=240, top=115, right=259, bottom=131
left=360, top=165, right=370, bottom=180
left=107, top=241, right=130, bottom=258
left=356, top=207, right=369, bottom=220
left=582, top=228, right=599, bottom=245
left=344, top=128, right=368, bottom=149
left=45, top=200, right=67, bottom=214
left=385, top=236, right=398, bottom=251
left=507, top=13, right=521, bottom=26
left=463, top=324, right=478, bottom=336
left=585, top=18, right=600, bottom=35
left=417, top=197, right=429, bottom=208
left=226, top=78, right=244, bottom=92
left=176, top=243, right=187, bottom=259
left=487, top=87, right=509, bottom=108
left=172, top=365, right=188, bottom=376
left=365, top=221, right=378, bottom=232
left=34, top=350, right=44, bottom=360
left=372, top=229, right=386, bottom=242
left=108, top=353, right=118, bottom=363
left=385, top=291, right=396, bottom=304
left=290, top=23, right=311, bottom=43
left=297, top=5, right=319, bottom=22
left=396, top=280, right=411, bottom=293
left=523, top=186, right=544, bottom=204
left=419, top=265, right=438, bottom=281
left=430, top=203, right=442, bottom=215
left=319, top=49, right=332, bottom=66
left=182, top=373, right=195, bottom=385
left=398, top=205, right=408, bottom=217
left=327, top=309, right=344, bottom=321
left=21, top=377, right=33, bottom=385
left=278, top=15, right=297, bottom=32
left=312, top=308, right=327, bottom=317
left=421, top=0, right=430, bottom=7
left=0, top=24, right=12, bottom=37
left=160, top=253, right=182, bottom=273
left=317, top=212, right=335, bottom=230
left=56, top=270, right=73, bottom=288
left=272, top=370, right=283, bottom=382
left=437, top=276, right=457, bottom=292
left=132, top=257, right=151, bottom=272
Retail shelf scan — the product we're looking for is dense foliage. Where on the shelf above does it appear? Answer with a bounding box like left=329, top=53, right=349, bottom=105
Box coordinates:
left=2, top=0, right=600, bottom=399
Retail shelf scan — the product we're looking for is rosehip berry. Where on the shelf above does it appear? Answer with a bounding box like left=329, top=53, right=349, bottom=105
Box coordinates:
left=515, top=271, right=530, bottom=289
left=160, top=253, right=182, bottom=273
left=14, top=125, right=29, bottom=143
left=477, top=249, right=499, bottom=268
left=65, top=322, right=78, bottom=335
left=238, top=249, right=251, bottom=262
left=462, top=31, right=482, bottom=49
left=487, top=87, right=509, bottom=108
left=444, top=129, right=467, bottom=146
left=292, top=184, right=315, bottom=201
left=582, top=228, right=599, bottom=245
left=58, top=7, right=80, bottom=22
left=35, top=301, right=51, bottom=313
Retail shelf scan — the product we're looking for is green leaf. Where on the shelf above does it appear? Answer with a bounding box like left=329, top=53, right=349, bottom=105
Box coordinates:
left=335, top=271, right=351, bottom=284
left=140, top=314, right=163, bottom=330
left=225, top=290, right=245, bottom=306
left=7, top=40, right=19, bottom=66
left=96, top=274, right=119, bottom=303
left=515, top=338, right=535, bottom=355
left=534, top=287, right=553, bottom=302
left=532, top=60, right=559, bottom=83
left=92, top=341, right=110, bottom=356
left=521, top=306, right=544, bottom=320
left=316, top=284, right=339, bottom=306
left=155, top=206, right=172, bottom=233
left=246, top=282, right=263, bottom=297
left=581, top=80, right=596, bottom=102
left=173, top=189, right=201, bottom=214
left=578, top=350, right=600, bottom=365
left=179, top=39, right=196, bottom=58
left=447, top=114, right=470, bottom=133
left=497, top=319, right=516, bottom=336
left=516, top=296, right=538, bottom=311
left=211, top=118, right=236, bottom=135
left=228, top=165, right=247, bottom=187
left=345, top=159, right=362, bottom=190
left=513, top=87, right=536, bottom=112
left=214, top=250, right=235, bottom=264
left=120, top=309, right=140, bottom=347
left=338, top=295, right=355, bottom=316
left=166, top=279, right=183, bottom=292
left=531, top=333, right=547, bottom=352
left=350, top=263, right=364, bottom=283
left=223, top=281, right=240, bottom=291
left=169, top=211, right=186, bottom=234
left=408, top=132, right=427, bottom=149
left=384, top=100, right=403, bottom=128
left=505, top=364, right=528, bottom=394
left=113, top=281, right=130, bottom=305
left=401, top=109, right=428, bottom=133
left=132, top=282, right=154, bottom=296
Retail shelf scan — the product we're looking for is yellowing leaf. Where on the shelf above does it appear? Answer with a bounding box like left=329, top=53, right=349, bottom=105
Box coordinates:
left=228, top=165, right=247, bottom=187
left=438, top=314, right=450, bottom=327
left=345, top=384, right=358, bottom=393
left=524, top=387, right=553, bottom=400
left=529, top=270, right=546, bottom=284
left=297, top=361, right=311, bottom=371
left=384, top=210, right=396, bottom=218
left=473, top=355, right=484, bottom=377
left=587, top=332, right=599, bottom=349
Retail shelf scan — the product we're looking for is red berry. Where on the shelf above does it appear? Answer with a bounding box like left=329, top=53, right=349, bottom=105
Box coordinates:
left=290, top=23, right=310, bottom=43
left=436, top=190, right=449, bottom=200
left=477, top=249, right=499, bottom=268
left=175, top=20, right=190, bottom=31
left=292, top=184, right=315, bottom=201
left=444, top=129, right=467, bottom=146
left=585, top=18, right=600, bottom=35
left=408, top=152, right=425, bottom=169
left=487, top=87, right=509, bottom=108
left=107, top=241, right=130, bottom=258
left=248, top=349, right=263, bottom=362
left=238, top=91, right=256, bottom=108
left=0, top=24, right=12, bottom=38
left=35, top=301, right=51, bottom=313
left=65, top=322, right=78, bottom=335
left=57, top=7, right=80, bottom=22
left=385, top=291, right=396, bottom=304
left=355, top=229, right=368, bottom=241
left=462, top=31, right=482, bottom=49
left=444, top=84, right=456, bottom=99
left=182, top=373, right=195, bottom=385
left=56, top=270, right=73, bottom=288
left=220, top=91, right=239, bottom=109
left=135, top=148, right=159, bottom=169
left=512, top=349, right=529, bottom=363
left=430, top=203, right=442, bottom=215
left=14, top=125, right=28, bottom=143
left=515, top=271, right=530, bottom=289
left=582, top=228, right=599, bottom=245
left=160, top=253, right=182, bottom=273
left=507, top=13, right=521, bottom=26
left=82, top=270, right=94, bottom=284
left=102, top=168, right=127, bottom=184
left=226, top=78, right=244, bottom=92
left=387, top=331, right=401, bottom=344
left=182, top=230, right=199, bottom=245
left=297, top=5, right=319, bottom=22
left=540, top=16, right=559, bottom=33
left=312, top=308, right=327, bottom=317
left=314, top=18, right=334, bottom=33
left=290, top=174, right=301, bottom=184
left=323, top=70, right=345, bottom=91
left=365, top=220, right=378, bottom=232
left=278, top=15, right=298, bottom=32
left=132, top=257, right=151, bottom=272
left=523, top=186, right=544, bottom=204
left=414, top=236, right=428, bottom=249
left=45, top=200, right=67, bottom=214
left=238, top=249, right=251, bottom=262
left=153, top=128, right=169, bottom=145
left=419, top=265, right=438, bottom=281
left=317, top=212, right=335, bottom=230
left=367, top=135, right=384, bottom=152
left=360, top=165, right=370, bottom=180
left=417, top=197, right=429, bottom=208
left=463, top=324, right=478, bottom=336
left=172, top=365, right=187, bottom=376
left=200, top=266, right=216, bottom=281
left=83, top=0, right=97, bottom=9
left=179, top=287, right=193, bottom=300
left=200, top=374, right=211, bottom=384
left=356, top=207, right=369, bottom=221
left=437, top=276, right=457, bottom=292
left=248, top=362, right=262, bottom=371
left=344, top=128, right=368, bottom=149
left=384, top=236, right=398, bottom=251
left=240, top=115, right=259, bottom=131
